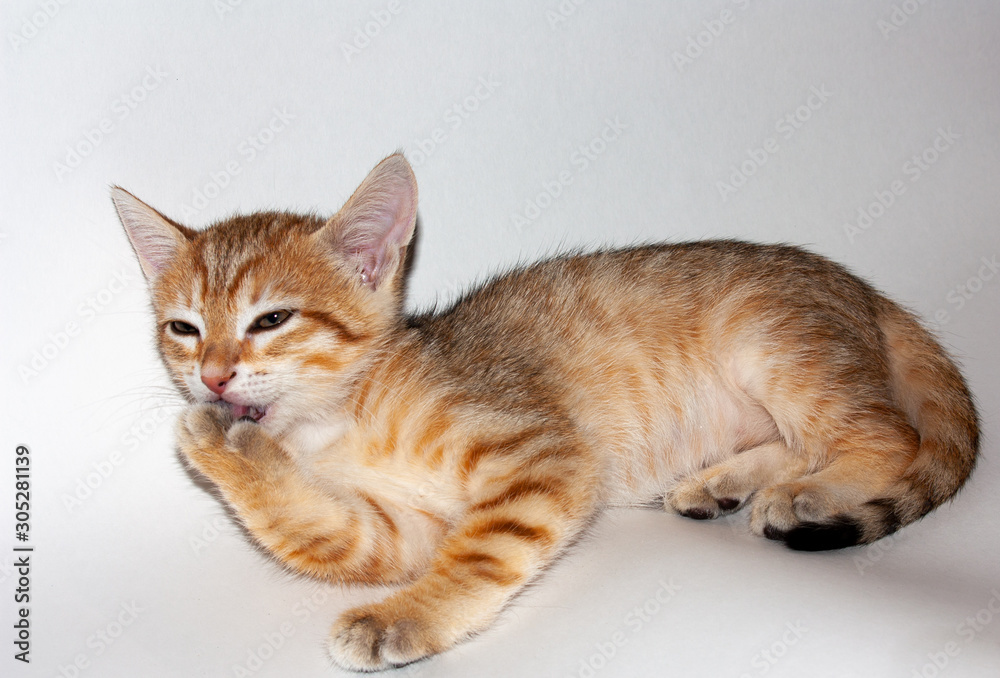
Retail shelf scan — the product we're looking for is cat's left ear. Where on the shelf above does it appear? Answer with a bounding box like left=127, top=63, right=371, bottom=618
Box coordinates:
left=320, top=153, right=418, bottom=291
left=111, top=187, right=193, bottom=281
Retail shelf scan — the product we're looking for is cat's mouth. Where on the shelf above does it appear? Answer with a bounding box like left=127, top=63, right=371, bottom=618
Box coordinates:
left=227, top=403, right=267, bottom=422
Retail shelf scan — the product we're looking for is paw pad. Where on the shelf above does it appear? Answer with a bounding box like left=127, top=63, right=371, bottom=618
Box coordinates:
left=716, top=497, right=740, bottom=511
left=680, top=507, right=716, bottom=521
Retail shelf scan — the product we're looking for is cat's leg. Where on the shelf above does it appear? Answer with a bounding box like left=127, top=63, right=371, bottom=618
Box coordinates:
left=327, top=428, right=600, bottom=671
left=724, top=316, right=924, bottom=548
left=178, top=404, right=424, bottom=583
left=748, top=409, right=919, bottom=547
left=665, top=442, right=808, bottom=519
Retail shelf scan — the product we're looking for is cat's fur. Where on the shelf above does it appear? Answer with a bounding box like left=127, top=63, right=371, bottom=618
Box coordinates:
left=112, top=154, right=979, bottom=671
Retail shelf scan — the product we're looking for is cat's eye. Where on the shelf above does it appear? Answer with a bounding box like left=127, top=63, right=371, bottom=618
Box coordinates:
left=251, top=310, right=292, bottom=331
left=169, top=320, right=199, bottom=336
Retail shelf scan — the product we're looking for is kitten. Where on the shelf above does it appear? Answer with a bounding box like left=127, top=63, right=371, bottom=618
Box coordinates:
left=112, top=154, right=979, bottom=671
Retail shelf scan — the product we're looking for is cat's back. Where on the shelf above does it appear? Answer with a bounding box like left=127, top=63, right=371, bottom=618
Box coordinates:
left=412, top=239, right=880, bottom=364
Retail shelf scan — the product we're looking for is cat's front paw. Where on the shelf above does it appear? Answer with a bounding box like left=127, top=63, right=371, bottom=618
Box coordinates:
left=177, top=404, right=234, bottom=460
left=177, top=404, right=263, bottom=485
left=665, top=474, right=745, bottom=520
left=328, top=602, right=443, bottom=672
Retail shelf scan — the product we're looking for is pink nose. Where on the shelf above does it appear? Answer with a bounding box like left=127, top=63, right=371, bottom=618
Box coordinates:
left=201, top=369, right=236, bottom=395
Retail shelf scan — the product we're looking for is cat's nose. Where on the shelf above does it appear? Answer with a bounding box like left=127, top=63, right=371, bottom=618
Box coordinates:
left=201, top=368, right=236, bottom=395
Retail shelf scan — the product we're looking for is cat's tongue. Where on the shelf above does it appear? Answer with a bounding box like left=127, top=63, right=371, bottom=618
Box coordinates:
left=231, top=404, right=265, bottom=421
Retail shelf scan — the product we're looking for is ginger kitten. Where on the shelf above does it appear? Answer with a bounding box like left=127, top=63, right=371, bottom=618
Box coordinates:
left=112, top=154, right=978, bottom=671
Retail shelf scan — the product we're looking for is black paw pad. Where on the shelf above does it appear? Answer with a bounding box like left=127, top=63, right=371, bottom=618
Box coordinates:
left=716, top=497, right=740, bottom=511
left=681, top=508, right=716, bottom=520
left=783, top=520, right=862, bottom=552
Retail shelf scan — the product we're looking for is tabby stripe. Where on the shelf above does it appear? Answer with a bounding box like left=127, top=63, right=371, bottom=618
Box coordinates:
left=438, top=559, right=519, bottom=588
left=452, top=551, right=503, bottom=566
left=469, top=518, right=553, bottom=546
left=450, top=551, right=522, bottom=586
left=351, top=373, right=378, bottom=420
left=301, top=353, right=349, bottom=374
left=228, top=258, right=259, bottom=309
left=459, top=428, right=547, bottom=480
left=867, top=498, right=902, bottom=531
left=526, top=444, right=577, bottom=467
left=412, top=411, right=453, bottom=467
left=358, top=492, right=399, bottom=538
left=355, top=551, right=394, bottom=584
left=285, top=526, right=360, bottom=568
left=196, top=256, right=210, bottom=307
left=300, top=309, right=366, bottom=343
left=381, top=419, right=400, bottom=460
left=470, top=478, right=565, bottom=513
left=426, top=443, right=446, bottom=469
left=287, top=536, right=351, bottom=565
left=416, top=508, right=449, bottom=534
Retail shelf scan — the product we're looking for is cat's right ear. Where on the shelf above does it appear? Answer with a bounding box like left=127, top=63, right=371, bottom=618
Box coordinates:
left=318, top=153, right=418, bottom=292
left=111, top=187, right=192, bottom=280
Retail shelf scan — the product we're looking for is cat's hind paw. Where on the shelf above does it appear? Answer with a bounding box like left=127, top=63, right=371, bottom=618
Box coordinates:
left=748, top=480, right=866, bottom=550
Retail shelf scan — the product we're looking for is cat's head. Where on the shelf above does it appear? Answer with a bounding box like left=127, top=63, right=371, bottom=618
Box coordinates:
left=112, top=154, right=418, bottom=435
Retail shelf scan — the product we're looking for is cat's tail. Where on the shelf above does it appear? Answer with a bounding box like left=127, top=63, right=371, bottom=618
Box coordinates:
left=784, top=300, right=980, bottom=551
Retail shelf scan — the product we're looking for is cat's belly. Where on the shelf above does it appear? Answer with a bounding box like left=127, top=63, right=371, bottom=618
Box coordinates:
left=594, top=377, right=780, bottom=507
left=281, top=370, right=779, bottom=518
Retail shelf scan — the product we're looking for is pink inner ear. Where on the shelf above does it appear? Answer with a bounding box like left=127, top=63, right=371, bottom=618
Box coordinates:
left=361, top=189, right=413, bottom=287
left=111, top=187, right=188, bottom=279
left=356, top=247, right=383, bottom=289
left=336, top=156, right=418, bottom=290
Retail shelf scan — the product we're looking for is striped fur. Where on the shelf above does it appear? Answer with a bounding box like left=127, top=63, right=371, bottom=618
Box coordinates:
left=113, top=154, right=979, bottom=670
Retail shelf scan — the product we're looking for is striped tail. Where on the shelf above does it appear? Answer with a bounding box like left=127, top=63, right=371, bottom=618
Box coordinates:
left=784, top=301, right=980, bottom=551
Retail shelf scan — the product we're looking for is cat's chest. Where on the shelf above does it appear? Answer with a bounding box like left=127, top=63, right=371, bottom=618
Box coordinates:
left=282, top=418, right=352, bottom=462
left=280, top=417, right=461, bottom=515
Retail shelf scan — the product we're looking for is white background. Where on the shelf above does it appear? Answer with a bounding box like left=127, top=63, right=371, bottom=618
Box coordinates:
left=2, top=1, right=999, bottom=677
